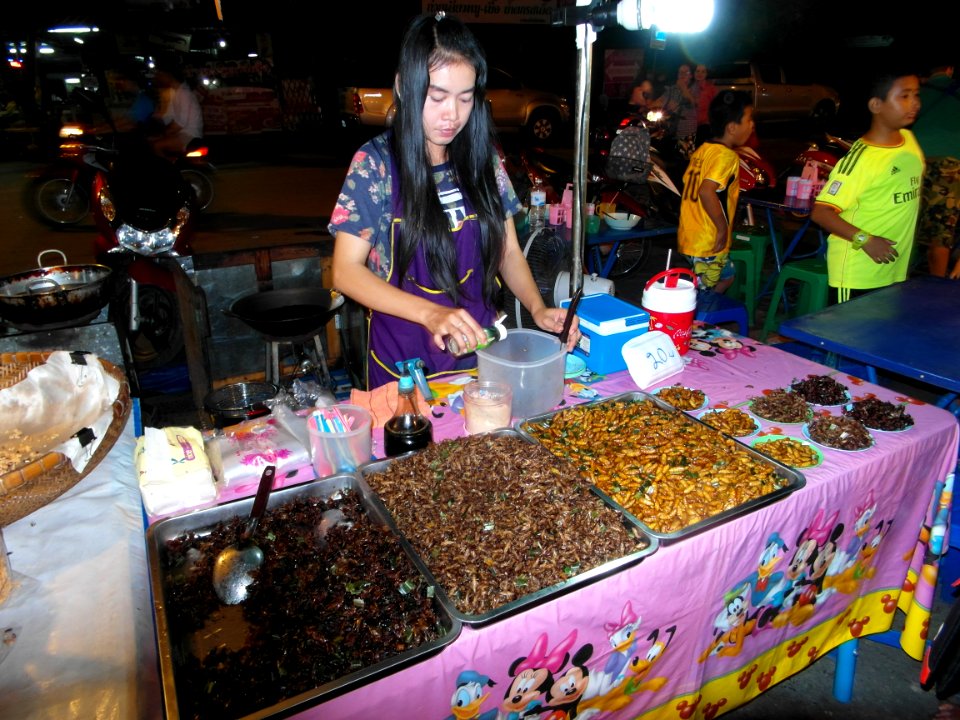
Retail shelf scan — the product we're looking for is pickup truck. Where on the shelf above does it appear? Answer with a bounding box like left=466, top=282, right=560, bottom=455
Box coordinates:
left=709, top=60, right=840, bottom=123
left=339, top=67, right=571, bottom=144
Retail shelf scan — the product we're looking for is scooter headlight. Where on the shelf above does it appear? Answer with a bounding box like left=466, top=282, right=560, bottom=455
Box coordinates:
left=115, top=204, right=190, bottom=256
left=98, top=186, right=117, bottom=222
left=116, top=224, right=180, bottom=255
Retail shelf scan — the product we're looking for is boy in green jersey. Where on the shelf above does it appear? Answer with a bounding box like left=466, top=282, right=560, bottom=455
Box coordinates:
left=811, top=67, right=924, bottom=302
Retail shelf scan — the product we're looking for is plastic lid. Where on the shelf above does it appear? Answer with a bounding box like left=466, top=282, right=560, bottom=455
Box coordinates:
left=493, top=314, right=508, bottom=341
left=398, top=372, right=415, bottom=392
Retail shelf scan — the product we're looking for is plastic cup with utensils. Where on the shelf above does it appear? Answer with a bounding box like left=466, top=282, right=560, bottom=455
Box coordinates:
left=307, top=404, right=372, bottom=477
left=462, top=380, right=513, bottom=435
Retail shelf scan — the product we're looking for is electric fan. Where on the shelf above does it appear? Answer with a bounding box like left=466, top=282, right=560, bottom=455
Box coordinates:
left=502, top=227, right=614, bottom=329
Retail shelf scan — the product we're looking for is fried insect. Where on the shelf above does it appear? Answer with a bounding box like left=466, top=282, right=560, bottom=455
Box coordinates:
left=754, top=437, right=820, bottom=468
left=655, top=385, right=706, bottom=411
left=699, top=408, right=758, bottom=437
left=523, top=400, right=784, bottom=534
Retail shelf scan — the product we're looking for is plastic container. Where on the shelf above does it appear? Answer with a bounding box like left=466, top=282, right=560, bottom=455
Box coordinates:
left=529, top=178, right=547, bottom=232
left=477, top=329, right=565, bottom=418
left=642, top=268, right=698, bottom=355
left=562, top=293, right=649, bottom=374
left=462, top=380, right=513, bottom=434
left=307, top=404, right=372, bottom=477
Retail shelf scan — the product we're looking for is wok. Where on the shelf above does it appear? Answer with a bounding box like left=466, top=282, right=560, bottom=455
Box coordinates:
left=0, top=250, right=114, bottom=331
left=224, top=288, right=345, bottom=340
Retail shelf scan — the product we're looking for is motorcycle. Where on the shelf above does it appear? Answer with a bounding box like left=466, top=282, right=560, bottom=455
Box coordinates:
left=590, top=109, right=682, bottom=225
left=779, top=131, right=853, bottom=188
left=92, top=142, right=198, bottom=370
left=25, top=90, right=214, bottom=229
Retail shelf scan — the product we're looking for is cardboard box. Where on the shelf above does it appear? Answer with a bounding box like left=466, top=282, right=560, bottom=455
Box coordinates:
left=562, top=294, right=649, bottom=374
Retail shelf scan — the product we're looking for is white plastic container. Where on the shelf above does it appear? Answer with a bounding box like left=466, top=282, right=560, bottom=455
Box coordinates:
left=477, top=329, right=565, bottom=418
left=641, top=268, right=698, bottom=355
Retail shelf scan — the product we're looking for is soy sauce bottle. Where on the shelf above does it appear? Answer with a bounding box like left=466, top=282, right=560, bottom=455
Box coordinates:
left=384, top=370, right=433, bottom=457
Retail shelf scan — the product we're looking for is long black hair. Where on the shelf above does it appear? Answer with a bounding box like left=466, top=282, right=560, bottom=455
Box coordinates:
left=391, top=12, right=504, bottom=307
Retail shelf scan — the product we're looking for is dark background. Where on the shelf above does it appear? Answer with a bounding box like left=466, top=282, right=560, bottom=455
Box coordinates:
left=2, top=0, right=953, bottom=142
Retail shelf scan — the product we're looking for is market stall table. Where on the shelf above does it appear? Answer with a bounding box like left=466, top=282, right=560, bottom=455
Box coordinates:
left=2, top=325, right=957, bottom=719
left=739, top=192, right=824, bottom=293
left=777, top=276, right=960, bottom=411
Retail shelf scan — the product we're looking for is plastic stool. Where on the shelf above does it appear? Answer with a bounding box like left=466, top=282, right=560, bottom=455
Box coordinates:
left=728, top=242, right=763, bottom=326
left=760, top=258, right=829, bottom=341
left=695, top=292, right=750, bottom=336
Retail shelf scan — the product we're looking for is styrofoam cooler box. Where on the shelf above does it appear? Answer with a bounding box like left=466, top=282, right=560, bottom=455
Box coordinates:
left=562, top=294, right=649, bottom=374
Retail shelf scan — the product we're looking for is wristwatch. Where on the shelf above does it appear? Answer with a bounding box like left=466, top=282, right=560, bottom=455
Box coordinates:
left=851, top=231, right=870, bottom=251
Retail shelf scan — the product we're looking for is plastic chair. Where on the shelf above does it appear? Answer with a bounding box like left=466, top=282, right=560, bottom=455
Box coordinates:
left=695, top=291, right=750, bottom=336
left=760, top=258, right=830, bottom=341
left=728, top=240, right=766, bottom=326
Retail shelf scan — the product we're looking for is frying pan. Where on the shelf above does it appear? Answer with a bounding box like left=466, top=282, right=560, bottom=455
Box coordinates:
left=223, top=288, right=345, bottom=340
left=0, top=250, right=114, bottom=331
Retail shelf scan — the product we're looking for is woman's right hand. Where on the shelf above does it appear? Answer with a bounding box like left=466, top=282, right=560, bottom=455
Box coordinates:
left=425, top=306, right=486, bottom=352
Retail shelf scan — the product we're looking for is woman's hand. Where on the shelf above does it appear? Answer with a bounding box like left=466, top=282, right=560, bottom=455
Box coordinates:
left=533, top=306, right=580, bottom=352
left=424, top=306, right=486, bottom=352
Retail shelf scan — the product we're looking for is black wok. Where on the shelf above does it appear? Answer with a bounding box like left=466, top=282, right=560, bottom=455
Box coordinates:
left=224, top=288, right=345, bottom=340
left=0, top=250, right=114, bottom=331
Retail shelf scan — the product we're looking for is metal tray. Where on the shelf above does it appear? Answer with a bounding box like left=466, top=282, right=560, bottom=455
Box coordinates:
left=516, top=391, right=806, bottom=545
left=358, top=428, right=658, bottom=626
left=146, top=473, right=461, bottom=720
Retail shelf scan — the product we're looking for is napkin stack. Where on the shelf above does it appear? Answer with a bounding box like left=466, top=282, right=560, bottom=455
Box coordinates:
left=205, top=416, right=310, bottom=494
left=135, top=426, right=216, bottom=516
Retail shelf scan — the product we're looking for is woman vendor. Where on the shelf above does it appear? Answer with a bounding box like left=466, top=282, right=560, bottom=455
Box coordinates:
left=328, top=12, right=578, bottom=390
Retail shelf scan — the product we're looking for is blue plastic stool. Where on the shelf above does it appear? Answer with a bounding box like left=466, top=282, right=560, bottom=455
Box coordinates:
left=695, top=292, right=750, bottom=336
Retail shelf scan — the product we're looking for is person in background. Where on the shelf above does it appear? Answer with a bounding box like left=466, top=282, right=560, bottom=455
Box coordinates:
left=107, top=63, right=156, bottom=135
left=694, top=63, right=717, bottom=145
left=627, top=76, right=656, bottom=116
left=150, top=56, right=203, bottom=159
left=328, top=12, right=578, bottom=391
left=811, top=66, right=924, bottom=303
left=652, top=63, right=698, bottom=150
left=677, top=90, right=755, bottom=295
left=911, top=63, right=960, bottom=278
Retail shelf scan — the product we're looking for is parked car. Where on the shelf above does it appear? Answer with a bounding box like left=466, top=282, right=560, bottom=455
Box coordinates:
left=339, top=67, right=571, bottom=143
left=709, top=60, right=840, bottom=124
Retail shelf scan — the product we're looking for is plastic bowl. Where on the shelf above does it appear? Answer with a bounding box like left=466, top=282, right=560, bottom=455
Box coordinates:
left=477, top=329, right=565, bottom=418
left=603, top=212, right=642, bottom=230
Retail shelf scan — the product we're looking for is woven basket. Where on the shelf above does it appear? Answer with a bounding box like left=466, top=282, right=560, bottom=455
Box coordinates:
left=0, top=351, right=132, bottom=528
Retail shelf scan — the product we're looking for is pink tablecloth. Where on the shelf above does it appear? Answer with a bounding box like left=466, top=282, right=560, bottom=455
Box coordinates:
left=314, top=325, right=959, bottom=719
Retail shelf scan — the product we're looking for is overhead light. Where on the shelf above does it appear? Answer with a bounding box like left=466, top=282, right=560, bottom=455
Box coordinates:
left=48, top=26, right=99, bottom=34
left=554, top=0, right=713, bottom=33
left=633, top=0, right=714, bottom=32
left=39, top=46, right=55, bottom=55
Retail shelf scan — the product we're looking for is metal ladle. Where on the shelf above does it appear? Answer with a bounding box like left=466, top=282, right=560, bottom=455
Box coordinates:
left=212, top=465, right=276, bottom=605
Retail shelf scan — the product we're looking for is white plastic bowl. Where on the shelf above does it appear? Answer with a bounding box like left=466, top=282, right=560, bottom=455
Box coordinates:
left=603, top=212, right=642, bottom=230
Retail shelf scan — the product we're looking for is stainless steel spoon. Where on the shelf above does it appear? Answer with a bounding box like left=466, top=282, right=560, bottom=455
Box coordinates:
left=212, top=465, right=276, bottom=605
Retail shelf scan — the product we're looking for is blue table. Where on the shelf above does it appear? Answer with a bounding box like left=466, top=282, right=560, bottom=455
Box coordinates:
left=580, top=221, right=677, bottom=279
left=777, top=275, right=960, bottom=410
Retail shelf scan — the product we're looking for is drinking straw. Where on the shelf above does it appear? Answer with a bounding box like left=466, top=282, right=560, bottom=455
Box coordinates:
left=665, top=249, right=672, bottom=271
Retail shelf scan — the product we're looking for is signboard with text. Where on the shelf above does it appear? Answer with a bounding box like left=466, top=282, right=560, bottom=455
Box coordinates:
left=421, top=0, right=564, bottom=25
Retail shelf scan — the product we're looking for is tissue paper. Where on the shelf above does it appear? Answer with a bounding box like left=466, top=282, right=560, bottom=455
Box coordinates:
left=136, top=426, right=216, bottom=517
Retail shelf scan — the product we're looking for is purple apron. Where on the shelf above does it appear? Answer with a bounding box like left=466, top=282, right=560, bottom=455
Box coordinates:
left=366, top=158, right=496, bottom=390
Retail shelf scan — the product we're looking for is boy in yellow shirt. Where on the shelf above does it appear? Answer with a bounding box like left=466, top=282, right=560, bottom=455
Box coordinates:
left=811, top=67, right=924, bottom=303
left=677, top=90, right=755, bottom=294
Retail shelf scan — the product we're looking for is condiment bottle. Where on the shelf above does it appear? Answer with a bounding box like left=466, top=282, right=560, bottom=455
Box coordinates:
left=384, top=370, right=433, bottom=457
left=445, top=315, right=507, bottom=357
